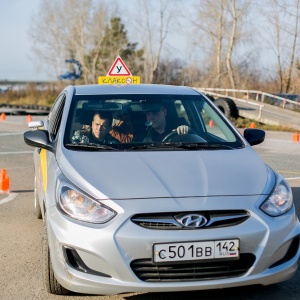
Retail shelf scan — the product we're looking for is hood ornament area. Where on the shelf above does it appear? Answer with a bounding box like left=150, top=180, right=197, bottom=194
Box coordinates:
left=175, top=213, right=208, bottom=228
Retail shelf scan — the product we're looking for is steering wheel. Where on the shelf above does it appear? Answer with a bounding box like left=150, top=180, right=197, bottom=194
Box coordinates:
left=162, top=128, right=200, bottom=143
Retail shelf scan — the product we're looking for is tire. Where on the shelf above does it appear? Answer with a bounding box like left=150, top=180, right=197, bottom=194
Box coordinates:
left=42, top=219, right=69, bottom=295
left=34, top=176, right=42, bottom=219
left=214, top=97, right=239, bottom=119
left=205, top=94, right=215, bottom=102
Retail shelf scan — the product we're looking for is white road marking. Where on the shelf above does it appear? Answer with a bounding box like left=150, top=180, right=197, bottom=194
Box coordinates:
left=0, top=151, right=33, bottom=155
left=286, top=177, right=300, bottom=181
left=0, top=132, right=24, bottom=136
left=0, top=193, right=17, bottom=205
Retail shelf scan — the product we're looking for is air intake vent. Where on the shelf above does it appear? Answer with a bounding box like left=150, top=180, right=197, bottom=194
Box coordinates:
left=131, top=254, right=255, bottom=282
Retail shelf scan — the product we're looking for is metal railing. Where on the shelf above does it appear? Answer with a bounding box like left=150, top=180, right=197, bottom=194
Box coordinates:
left=195, top=88, right=300, bottom=111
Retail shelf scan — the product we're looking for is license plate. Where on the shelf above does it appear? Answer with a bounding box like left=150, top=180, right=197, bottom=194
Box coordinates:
left=153, top=239, right=239, bottom=263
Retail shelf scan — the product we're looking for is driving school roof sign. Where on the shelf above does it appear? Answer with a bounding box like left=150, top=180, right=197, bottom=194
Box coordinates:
left=107, top=56, right=131, bottom=76
left=98, top=55, right=140, bottom=85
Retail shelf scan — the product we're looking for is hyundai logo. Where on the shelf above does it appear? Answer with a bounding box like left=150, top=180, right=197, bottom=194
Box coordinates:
left=175, top=214, right=208, bottom=228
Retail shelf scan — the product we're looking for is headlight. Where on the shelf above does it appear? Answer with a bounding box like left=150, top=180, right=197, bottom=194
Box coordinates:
left=260, top=178, right=293, bottom=216
left=58, top=187, right=117, bottom=223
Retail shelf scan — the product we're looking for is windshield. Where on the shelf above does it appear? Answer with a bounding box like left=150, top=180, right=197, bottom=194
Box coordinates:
left=64, top=94, right=244, bottom=150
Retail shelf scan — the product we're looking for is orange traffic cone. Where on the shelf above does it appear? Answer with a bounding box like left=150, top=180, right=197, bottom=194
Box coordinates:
left=209, top=120, right=215, bottom=127
left=249, top=122, right=256, bottom=128
left=26, top=114, right=32, bottom=123
left=0, top=169, right=10, bottom=193
left=0, top=112, right=6, bottom=121
left=292, top=132, right=300, bottom=142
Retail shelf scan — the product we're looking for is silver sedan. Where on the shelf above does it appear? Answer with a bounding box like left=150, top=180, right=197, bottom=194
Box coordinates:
left=24, top=84, right=300, bottom=295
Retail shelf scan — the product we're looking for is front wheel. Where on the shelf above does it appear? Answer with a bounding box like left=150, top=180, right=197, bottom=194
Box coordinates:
left=42, top=219, right=69, bottom=295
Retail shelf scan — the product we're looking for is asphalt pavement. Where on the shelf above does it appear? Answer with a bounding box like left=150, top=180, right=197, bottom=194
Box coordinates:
left=0, top=116, right=300, bottom=300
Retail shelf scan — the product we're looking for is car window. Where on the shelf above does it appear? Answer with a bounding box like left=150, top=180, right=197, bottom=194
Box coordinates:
left=48, top=94, right=66, bottom=141
left=198, top=102, right=236, bottom=142
left=64, top=94, right=243, bottom=150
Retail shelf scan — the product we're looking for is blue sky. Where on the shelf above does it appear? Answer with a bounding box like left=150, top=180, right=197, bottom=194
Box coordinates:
left=0, top=0, right=52, bottom=81
left=0, top=0, right=277, bottom=82
left=0, top=0, right=192, bottom=82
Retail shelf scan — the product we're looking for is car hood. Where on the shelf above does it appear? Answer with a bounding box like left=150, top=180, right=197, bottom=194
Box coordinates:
left=59, top=147, right=274, bottom=200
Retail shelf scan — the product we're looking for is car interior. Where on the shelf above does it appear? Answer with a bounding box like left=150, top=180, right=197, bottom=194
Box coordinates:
left=65, top=96, right=242, bottom=148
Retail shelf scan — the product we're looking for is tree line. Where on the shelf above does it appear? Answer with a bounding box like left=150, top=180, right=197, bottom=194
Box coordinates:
left=29, top=0, right=300, bottom=94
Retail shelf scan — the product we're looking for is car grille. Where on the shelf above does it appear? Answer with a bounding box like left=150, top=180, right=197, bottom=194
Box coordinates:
left=131, top=210, right=250, bottom=230
left=131, top=254, right=256, bottom=282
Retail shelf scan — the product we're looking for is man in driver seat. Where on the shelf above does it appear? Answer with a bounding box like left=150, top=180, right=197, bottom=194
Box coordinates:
left=144, top=104, right=189, bottom=143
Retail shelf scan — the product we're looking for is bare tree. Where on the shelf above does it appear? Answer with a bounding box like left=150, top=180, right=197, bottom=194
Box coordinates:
left=190, top=0, right=252, bottom=88
left=274, top=2, right=285, bottom=92
left=263, top=0, right=291, bottom=92
left=226, top=0, right=252, bottom=89
left=29, top=1, right=66, bottom=80
left=262, top=0, right=300, bottom=93
left=225, top=0, right=238, bottom=89
left=29, top=0, right=108, bottom=84
left=285, top=0, right=300, bottom=92
left=131, top=0, right=177, bottom=83
left=216, top=1, right=226, bottom=87
left=190, top=0, right=227, bottom=86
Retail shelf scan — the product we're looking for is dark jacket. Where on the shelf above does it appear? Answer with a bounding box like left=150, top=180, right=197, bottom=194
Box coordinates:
left=144, top=117, right=188, bottom=143
left=145, top=123, right=174, bottom=143
left=72, top=129, right=119, bottom=144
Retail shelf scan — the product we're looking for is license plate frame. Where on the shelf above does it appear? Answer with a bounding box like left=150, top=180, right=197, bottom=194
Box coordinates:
left=153, top=239, right=239, bottom=264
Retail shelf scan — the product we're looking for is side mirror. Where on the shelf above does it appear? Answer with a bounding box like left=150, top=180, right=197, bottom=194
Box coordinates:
left=243, top=128, right=265, bottom=146
left=24, top=130, right=55, bottom=153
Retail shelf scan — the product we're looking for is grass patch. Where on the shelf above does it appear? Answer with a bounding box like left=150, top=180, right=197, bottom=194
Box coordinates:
left=232, top=117, right=298, bottom=132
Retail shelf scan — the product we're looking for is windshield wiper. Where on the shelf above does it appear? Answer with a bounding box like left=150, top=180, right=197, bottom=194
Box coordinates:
left=128, top=143, right=174, bottom=150
left=65, top=143, right=119, bottom=151
left=176, top=143, right=236, bottom=150
left=198, top=143, right=235, bottom=150
left=66, top=142, right=238, bottom=151
left=128, top=142, right=237, bottom=150
left=157, top=143, right=235, bottom=150
left=184, top=143, right=235, bottom=150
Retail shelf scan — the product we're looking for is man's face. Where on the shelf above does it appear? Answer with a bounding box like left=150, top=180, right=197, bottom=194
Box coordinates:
left=146, top=106, right=167, bottom=131
left=91, top=114, right=111, bottom=141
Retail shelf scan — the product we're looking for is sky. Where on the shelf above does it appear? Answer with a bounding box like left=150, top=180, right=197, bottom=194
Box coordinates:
left=0, top=0, right=195, bottom=82
left=0, top=0, right=52, bottom=81
left=0, top=0, right=278, bottom=83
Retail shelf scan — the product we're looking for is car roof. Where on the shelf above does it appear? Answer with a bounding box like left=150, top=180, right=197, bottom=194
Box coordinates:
left=73, top=84, right=200, bottom=96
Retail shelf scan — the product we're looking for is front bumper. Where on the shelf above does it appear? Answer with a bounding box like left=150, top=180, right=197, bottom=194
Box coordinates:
left=46, top=196, right=300, bottom=295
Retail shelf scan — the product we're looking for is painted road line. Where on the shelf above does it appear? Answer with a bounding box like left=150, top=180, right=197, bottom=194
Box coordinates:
left=0, top=133, right=25, bottom=136
left=0, top=193, right=17, bottom=205
left=0, top=151, right=33, bottom=155
left=286, top=177, right=300, bottom=181
left=278, top=171, right=300, bottom=175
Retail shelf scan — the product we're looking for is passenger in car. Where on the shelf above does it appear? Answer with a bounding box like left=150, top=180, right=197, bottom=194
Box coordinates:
left=143, top=104, right=189, bottom=142
left=72, top=112, right=119, bottom=144
left=110, top=106, right=134, bottom=143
